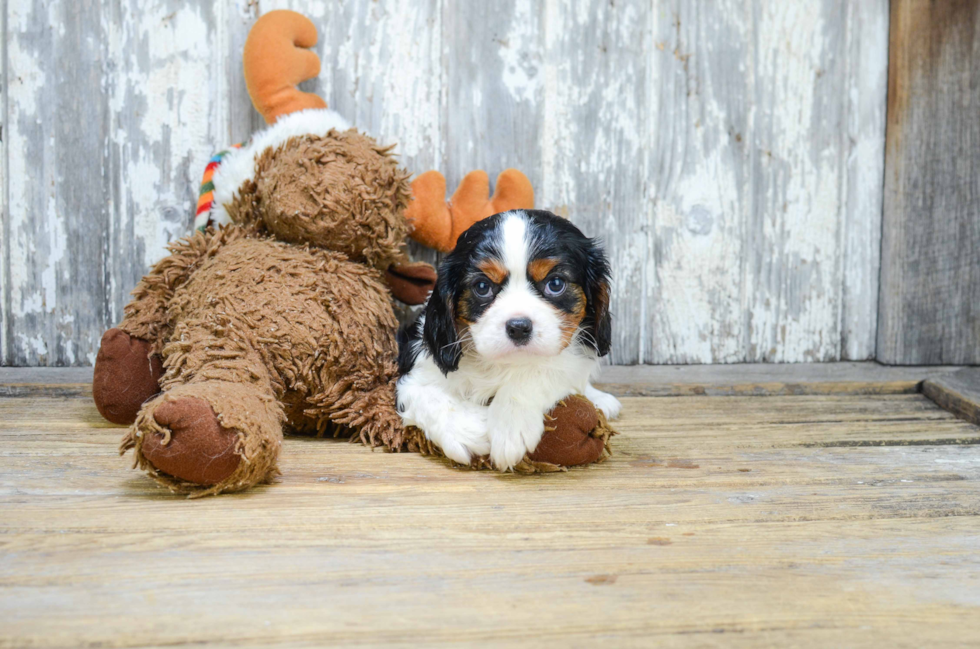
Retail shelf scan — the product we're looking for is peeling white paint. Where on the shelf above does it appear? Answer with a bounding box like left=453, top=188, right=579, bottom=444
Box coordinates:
left=499, top=0, right=541, bottom=103
left=2, top=0, right=889, bottom=366
left=16, top=332, right=48, bottom=358
left=108, top=3, right=216, bottom=268
left=7, top=5, right=51, bottom=324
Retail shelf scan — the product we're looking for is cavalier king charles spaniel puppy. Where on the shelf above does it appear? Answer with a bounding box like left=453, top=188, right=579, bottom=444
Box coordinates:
left=396, top=209, right=621, bottom=469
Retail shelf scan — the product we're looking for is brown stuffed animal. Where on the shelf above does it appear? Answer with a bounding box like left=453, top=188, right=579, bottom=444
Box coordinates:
left=92, top=10, right=611, bottom=495
left=95, top=124, right=416, bottom=496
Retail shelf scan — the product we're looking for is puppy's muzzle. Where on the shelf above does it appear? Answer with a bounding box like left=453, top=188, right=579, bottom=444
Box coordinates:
left=505, top=318, right=533, bottom=346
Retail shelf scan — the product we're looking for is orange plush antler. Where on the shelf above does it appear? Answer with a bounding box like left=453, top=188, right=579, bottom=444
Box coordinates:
left=244, top=10, right=327, bottom=124
left=405, top=169, right=535, bottom=252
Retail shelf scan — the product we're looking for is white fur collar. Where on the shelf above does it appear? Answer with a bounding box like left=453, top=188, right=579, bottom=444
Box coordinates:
left=210, top=108, right=351, bottom=226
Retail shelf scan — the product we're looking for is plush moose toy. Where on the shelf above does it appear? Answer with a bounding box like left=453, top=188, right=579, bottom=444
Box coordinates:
left=92, top=11, right=612, bottom=496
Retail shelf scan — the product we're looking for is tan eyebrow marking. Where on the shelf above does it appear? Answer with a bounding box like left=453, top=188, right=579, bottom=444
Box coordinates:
left=477, top=259, right=508, bottom=284
left=528, top=258, right=560, bottom=283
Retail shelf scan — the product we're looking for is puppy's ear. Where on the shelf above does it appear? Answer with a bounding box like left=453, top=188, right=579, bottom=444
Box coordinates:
left=423, top=275, right=462, bottom=374
left=583, top=241, right=612, bottom=357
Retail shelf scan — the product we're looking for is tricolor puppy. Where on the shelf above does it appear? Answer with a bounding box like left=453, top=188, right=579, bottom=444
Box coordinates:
left=396, top=209, right=622, bottom=470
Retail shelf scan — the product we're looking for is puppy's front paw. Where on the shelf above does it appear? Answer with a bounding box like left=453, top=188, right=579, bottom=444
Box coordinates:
left=431, top=407, right=489, bottom=465
left=490, top=410, right=545, bottom=471
left=587, top=387, right=622, bottom=420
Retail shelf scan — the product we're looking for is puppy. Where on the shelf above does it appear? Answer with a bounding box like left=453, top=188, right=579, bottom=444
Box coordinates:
left=396, top=209, right=621, bottom=469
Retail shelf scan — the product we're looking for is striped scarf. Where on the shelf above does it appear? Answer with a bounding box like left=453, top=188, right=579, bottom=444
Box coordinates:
left=193, top=143, right=243, bottom=232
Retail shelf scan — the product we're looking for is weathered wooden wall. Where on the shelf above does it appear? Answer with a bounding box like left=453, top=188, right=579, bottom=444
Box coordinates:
left=0, top=0, right=889, bottom=366
left=879, top=0, right=980, bottom=365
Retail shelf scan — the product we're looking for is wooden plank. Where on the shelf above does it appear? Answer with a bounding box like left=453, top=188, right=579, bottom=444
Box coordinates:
left=4, top=0, right=111, bottom=366
left=309, top=0, right=445, bottom=275
left=840, top=0, right=889, bottom=360
left=104, top=1, right=222, bottom=340
left=3, top=1, right=224, bottom=366
left=923, top=367, right=980, bottom=426
left=1, top=0, right=8, bottom=365
left=596, top=362, right=961, bottom=397
left=0, top=363, right=965, bottom=398
left=636, top=1, right=888, bottom=364
left=539, top=0, right=649, bottom=365
left=878, top=0, right=980, bottom=364
left=1, top=1, right=892, bottom=366
left=249, top=0, right=447, bottom=184
left=215, top=1, right=263, bottom=146
left=439, top=0, right=543, bottom=306
left=1, top=393, right=980, bottom=645
left=443, top=0, right=543, bottom=185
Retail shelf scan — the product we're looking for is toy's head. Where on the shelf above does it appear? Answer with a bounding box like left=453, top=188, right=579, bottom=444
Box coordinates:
left=204, top=10, right=434, bottom=304
left=233, top=120, right=411, bottom=270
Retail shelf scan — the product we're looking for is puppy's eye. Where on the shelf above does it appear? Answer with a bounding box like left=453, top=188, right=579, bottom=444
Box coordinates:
left=473, top=279, right=494, bottom=298
left=544, top=276, right=566, bottom=297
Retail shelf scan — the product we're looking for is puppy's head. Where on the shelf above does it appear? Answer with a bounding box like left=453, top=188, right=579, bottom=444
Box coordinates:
left=424, top=210, right=611, bottom=374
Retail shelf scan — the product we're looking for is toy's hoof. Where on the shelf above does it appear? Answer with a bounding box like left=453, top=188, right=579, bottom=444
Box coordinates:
left=93, top=328, right=164, bottom=425
left=142, top=398, right=241, bottom=485
left=529, top=395, right=605, bottom=466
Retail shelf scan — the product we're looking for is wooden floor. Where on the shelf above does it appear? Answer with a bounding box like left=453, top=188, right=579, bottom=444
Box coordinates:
left=3, top=367, right=980, bottom=647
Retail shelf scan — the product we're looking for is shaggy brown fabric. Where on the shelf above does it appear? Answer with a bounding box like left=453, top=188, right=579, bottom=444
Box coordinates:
left=118, top=231, right=223, bottom=355
left=115, top=227, right=404, bottom=496
left=93, top=329, right=164, bottom=425
left=405, top=395, right=616, bottom=473
left=100, top=128, right=419, bottom=496
left=139, top=397, right=242, bottom=485
left=252, top=131, right=412, bottom=271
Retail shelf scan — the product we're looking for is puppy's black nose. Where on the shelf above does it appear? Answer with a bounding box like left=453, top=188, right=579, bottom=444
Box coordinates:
left=505, top=318, right=533, bottom=345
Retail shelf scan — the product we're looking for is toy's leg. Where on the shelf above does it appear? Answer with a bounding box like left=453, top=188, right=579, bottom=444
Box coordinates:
left=122, top=324, right=284, bottom=496
left=93, top=230, right=230, bottom=425
left=307, top=371, right=405, bottom=450
left=93, top=329, right=164, bottom=425
left=304, top=260, right=406, bottom=450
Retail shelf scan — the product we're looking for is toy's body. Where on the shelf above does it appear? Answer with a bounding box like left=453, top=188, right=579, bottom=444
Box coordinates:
left=96, top=118, right=415, bottom=495
left=125, top=229, right=401, bottom=487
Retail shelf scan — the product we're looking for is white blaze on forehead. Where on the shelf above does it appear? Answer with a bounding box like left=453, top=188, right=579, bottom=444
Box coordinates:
left=469, top=210, right=564, bottom=360
left=499, top=211, right=529, bottom=284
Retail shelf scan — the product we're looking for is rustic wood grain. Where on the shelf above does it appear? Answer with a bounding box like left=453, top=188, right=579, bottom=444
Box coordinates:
left=1, top=0, right=8, bottom=365
left=628, top=0, right=889, bottom=364
left=444, top=0, right=543, bottom=187
left=0, top=362, right=965, bottom=399
left=878, top=0, right=980, bottom=365
left=1, top=1, right=890, bottom=366
left=597, top=362, right=961, bottom=397
left=2, top=389, right=979, bottom=646
left=841, top=1, right=890, bottom=360
left=105, top=1, right=225, bottom=349
left=923, top=367, right=980, bottom=426
left=541, top=0, right=648, bottom=364
left=5, top=0, right=111, bottom=366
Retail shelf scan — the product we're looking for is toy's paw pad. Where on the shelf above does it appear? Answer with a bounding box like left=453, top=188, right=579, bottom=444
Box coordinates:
left=142, top=397, right=241, bottom=485
left=528, top=395, right=605, bottom=467
left=93, top=328, right=164, bottom=425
